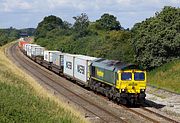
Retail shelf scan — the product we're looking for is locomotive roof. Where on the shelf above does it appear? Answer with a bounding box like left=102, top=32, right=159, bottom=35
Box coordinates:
left=91, top=58, right=141, bottom=71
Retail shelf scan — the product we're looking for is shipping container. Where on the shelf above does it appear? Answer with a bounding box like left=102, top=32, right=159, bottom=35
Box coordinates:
left=19, top=38, right=24, bottom=41
left=24, top=43, right=28, bottom=51
left=74, top=55, right=97, bottom=85
left=27, top=44, right=40, bottom=57
left=51, top=51, right=63, bottom=66
left=18, top=41, right=28, bottom=49
left=31, top=46, right=44, bottom=57
left=24, top=44, right=32, bottom=55
left=43, top=51, right=60, bottom=62
left=51, top=52, right=64, bottom=74
left=63, top=54, right=82, bottom=78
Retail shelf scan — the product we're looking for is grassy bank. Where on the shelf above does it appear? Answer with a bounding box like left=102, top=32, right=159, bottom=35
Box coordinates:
left=148, top=59, right=180, bottom=93
left=0, top=42, right=87, bottom=123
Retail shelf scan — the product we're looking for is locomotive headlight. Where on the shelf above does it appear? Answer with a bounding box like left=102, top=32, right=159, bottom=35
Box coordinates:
left=141, top=89, right=145, bottom=92
left=121, top=89, right=125, bottom=92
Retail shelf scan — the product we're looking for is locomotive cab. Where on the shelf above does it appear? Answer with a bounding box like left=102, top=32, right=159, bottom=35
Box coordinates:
left=116, top=69, right=146, bottom=104
left=117, top=70, right=146, bottom=93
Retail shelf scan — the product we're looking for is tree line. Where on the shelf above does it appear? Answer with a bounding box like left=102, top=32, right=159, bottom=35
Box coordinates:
left=0, top=28, right=35, bottom=46
left=35, top=6, right=180, bottom=70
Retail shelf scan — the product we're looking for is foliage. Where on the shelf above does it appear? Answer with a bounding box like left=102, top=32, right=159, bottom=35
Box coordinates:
left=0, top=28, right=35, bottom=46
left=35, top=14, right=134, bottom=63
left=105, top=31, right=134, bottom=62
left=95, top=13, right=121, bottom=30
left=35, top=15, right=65, bottom=39
left=0, top=28, right=19, bottom=46
left=35, top=7, right=180, bottom=70
left=73, top=13, right=90, bottom=37
left=131, top=6, right=180, bottom=69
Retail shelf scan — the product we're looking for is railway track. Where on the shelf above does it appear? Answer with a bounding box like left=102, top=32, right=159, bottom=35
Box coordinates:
left=119, top=104, right=179, bottom=123
left=8, top=44, right=128, bottom=123
left=7, top=43, right=180, bottom=123
left=141, top=107, right=179, bottom=123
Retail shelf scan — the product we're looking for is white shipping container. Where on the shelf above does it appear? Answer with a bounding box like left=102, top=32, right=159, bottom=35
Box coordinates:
left=31, top=46, right=44, bottom=56
left=19, top=38, right=24, bottom=41
left=51, top=51, right=63, bottom=66
left=44, top=51, right=60, bottom=62
left=23, top=43, right=27, bottom=51
left=27, top=44, right=39, bottom=57
left=63, top=54, right=82, bottom=78
left=24, top=44, right=29, bottom=51
left=26, top=44, right=31, bottom=55
left=74, top=55, right=97, bottom=84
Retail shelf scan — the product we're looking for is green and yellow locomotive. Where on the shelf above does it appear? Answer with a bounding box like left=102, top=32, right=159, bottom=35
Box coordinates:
left=89, top=58, right=146, bottom=105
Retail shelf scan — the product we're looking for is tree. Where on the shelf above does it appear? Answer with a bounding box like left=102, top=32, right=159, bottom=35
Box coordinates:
left=131, top=6, right=180, bottom=70
left=73, top=13, right=89, bottom=37
left=95, top=13, right=121, bottom=30
left=35, top=15, right=64, bottom=38
left=0, top=28, right=19, bottom=46
left=62, top=21, right=72, bottom=29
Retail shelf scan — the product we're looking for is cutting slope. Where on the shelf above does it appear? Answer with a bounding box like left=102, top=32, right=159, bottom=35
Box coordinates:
left=0, top=42, right=86, bottom=123
left=148, top=59, right=180, bottom=93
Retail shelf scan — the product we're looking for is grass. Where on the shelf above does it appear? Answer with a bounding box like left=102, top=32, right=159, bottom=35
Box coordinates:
left=0, top=42, right=87, bottom=123
left=148, top=59, right=180, bottom=93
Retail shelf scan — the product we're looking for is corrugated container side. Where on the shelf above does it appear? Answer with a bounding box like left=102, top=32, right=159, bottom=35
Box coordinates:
left=24, top=44, right=28, bottom=51
left=51, top=52, right=63, bottom=66
left=49, top=52, right=53, bottom=62
left=36, top=47, right=44, bottom=56
left=74, top=56, right=97, bottom=83
left=44, top=51, right=49, bottom=62
left=26, top=44, right=31, bottom=56
left=44, top=51, right=60, bottom=62
left=27, top=44, right=39, bottom=57
left=63, top=54, right=74, bottom=77
left=74, top=58, right=87, bottom=83
left=32, top=46, right=44, bottom=56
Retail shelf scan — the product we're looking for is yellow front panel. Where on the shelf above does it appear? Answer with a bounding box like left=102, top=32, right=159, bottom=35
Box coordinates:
left=116, top=70, right=146, bottom=94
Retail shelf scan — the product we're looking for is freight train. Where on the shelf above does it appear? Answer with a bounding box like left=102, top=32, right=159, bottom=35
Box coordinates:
left=18, top=40, right=147, bottom=105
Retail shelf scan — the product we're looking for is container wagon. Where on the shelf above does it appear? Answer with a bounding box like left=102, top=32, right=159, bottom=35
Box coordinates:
left=31, top=46, right=45, bottom=62
left=51, top=51, right=64, bottom=75
left=43, top=51, right=60, bottom=69
left=27, top=44, right=40, bottom=58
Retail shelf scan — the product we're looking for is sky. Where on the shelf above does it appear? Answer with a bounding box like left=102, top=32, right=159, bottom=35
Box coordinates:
left=0, top=0, right=180, bottom=29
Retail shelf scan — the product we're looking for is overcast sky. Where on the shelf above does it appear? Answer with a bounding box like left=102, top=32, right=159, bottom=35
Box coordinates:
left=0, top=0, right=180, bottom=29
